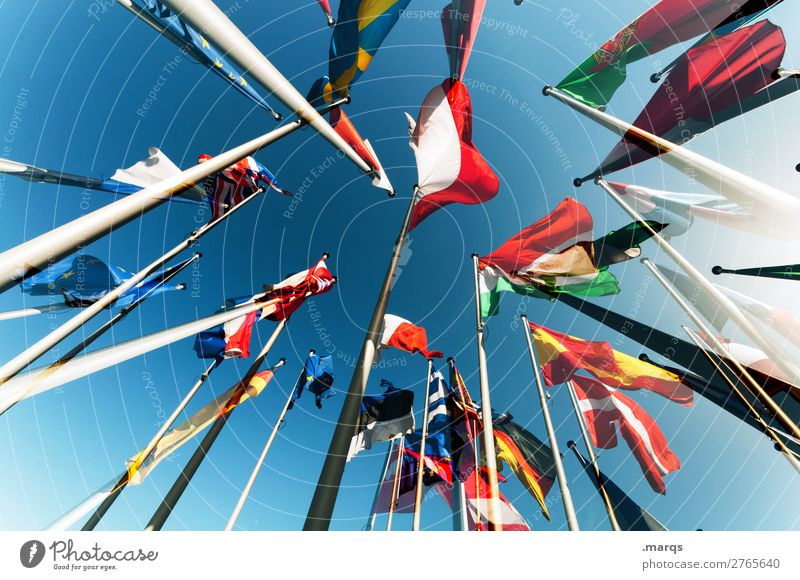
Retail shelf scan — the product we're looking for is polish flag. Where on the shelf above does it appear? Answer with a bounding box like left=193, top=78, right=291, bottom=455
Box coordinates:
left=571, top=374, right=680, bottom=494
left=406, top=79, right=499, bottom=230
left=381, top=314, right=443, bottom=359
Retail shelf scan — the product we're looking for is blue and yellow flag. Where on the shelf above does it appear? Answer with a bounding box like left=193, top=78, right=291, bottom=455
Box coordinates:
left=328, top=0, right=411, bottom=99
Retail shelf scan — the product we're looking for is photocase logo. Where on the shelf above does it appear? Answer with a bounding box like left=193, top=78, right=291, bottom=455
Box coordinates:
left=20, top=540, right=45, bottom=568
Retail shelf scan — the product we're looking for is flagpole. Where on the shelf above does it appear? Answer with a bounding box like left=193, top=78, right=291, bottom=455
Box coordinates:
left=679, top=325, right=800, bottom=472
left=386, top=436, right=404, bottom=531
left=712, top=264, right=800, bottom=282
left=0, top=303, right=71, bottom=322
left=565, top=380, right=621, bottom=531
left=596, top=177, right=800, bottom=386
left=447, top=356, right=479, bottom=531
left=145, top=321, right=288, bottom=531
left=159, top=0, right=370, bottom=174
left=80, top=356, right=225, bottom=531
left=225, top=370, right=301, bottom=531
left=411, top=358, right=434, bottom=531
left=304, top=189, right=418, bottom=530
left=364, top=439, right=396, bottom=531
left=639, top=257, right=800, bottom=442
left=470, top=254, right=502, bottom=530
left=0, top=180, right=267, bottom=387
left=519, top=314, right=580, bottom=531
left=452, top=480, right=468, bottom=531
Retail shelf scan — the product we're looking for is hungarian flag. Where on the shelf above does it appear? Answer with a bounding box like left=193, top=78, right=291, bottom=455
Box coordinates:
left=571, top=375, right=681, bottom=494
left=193, top=310, right=258, bottom=359
left=380, top=314, right=443, bottom=359
left=347, top=380, right=415, bottom=460
left=529, top=321, right=693, bottom=405
left=556, top=0, right=757, bottom=108
left=478, top=197, right=620, bottom=317
left=593, top=21, right=787, bottom=178
left=406, top=79, right=499, bottom=230
left=256, top=258, right=336, bottom=321
left=441, top=1, right=487, bottom=80
left=199, top=153, right=289, bottom=221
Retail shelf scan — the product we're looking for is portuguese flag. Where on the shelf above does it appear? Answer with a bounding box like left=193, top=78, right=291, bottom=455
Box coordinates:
left=555, top=0, right=751, bottom=108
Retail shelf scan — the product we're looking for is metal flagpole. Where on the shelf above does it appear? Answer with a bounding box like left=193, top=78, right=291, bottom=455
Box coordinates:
left=0, top=303, right=71, bottom=322
left=565, top=380, right=621, bottom=531
left=412, top=358, right=433, bottom=531
left=145, top=321, right=288, bottom=531
left=447, top=356, right=478, bottom=531
left=159, top=0, right=371, bottom=174
left=364, top=439, right=396, bottom=532
left=452, top=480, right=468, bottom=531
left=0, top=181, right=266, bottom=387
left=640, top=257, right=800, bottom=443
left=470, top=254, right=502, bottom=530
left=225, top=370, right=301, bottom=531
left=304, top=189, right=418, bottom=530
left=679, top=325, right=800, bottom=472
left=596, top=177, right=800, bottom=386
left=386, top=436, right=404, bottom=531
left=519, top=314, right=579, bottom=531
left=81, top=357, right=225, bottom=531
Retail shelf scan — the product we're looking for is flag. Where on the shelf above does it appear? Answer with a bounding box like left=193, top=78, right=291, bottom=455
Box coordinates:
left=348, top=380, right=415, bottom=460
left=570, top=375, right=681, bottom=494
left=529, top=321, right=693, bottom=405
left=193, top=310, right=259, bottom=359
left=199, top=153, right=288, bottom=221
left=126, top=369, right=276, bottom=484
left=464, top=467, right=531, bottom=531
left=21, top=253, right=183, bottom=308
left=371, top=441, right=419, bottom=514
left=592, top=221, right=664, bottom=269
left=289, top=352, right=335, bottom=409
left=477, top=197, right=620, bottom=317
left=555, top=0, right=760, bottom=108
left=594, top=21, right=789, bottom=178
left=441, top=0, right=487, bottom=80
left=494, top=430, right=549, bottom=520
left=126, top=0, right=279, bottom=117
left=406, top=79, right=499, bottom=230
left=328, top=0, right=411, bottom=98
left=569, top=445, right=667, bottom=531
left=329, top=106, right=394, bottom=193
left=404, top=369, right=454, bottom=485
left=317, top=0, right=335, bottom=25
left=714, top=263, right=800, bottom=282
left=446, top=362, right=481, bottom=480
left=256, top=258, right=336, bottom=321
left=380, top=314, right=443, bottom=359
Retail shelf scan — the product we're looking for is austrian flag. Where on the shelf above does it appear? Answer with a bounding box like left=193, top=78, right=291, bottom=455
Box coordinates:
left=406, top=79, right=499, bottom=230
left=381, top=314, right=443, bottom=360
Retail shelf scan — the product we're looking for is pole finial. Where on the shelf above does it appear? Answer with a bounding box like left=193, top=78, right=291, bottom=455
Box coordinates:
left=322, top=252, right=330, bottom=260
left=573, top=177, right=583, bottom=187
left=470, top=252, right=479, bottom=259
left=309, top=349, right=316, bottom=355
left=711, top=266, right=723, bottom=275
left=542, top=85, right=552, bottom=96
left=566, top=440, right=576, bottom=449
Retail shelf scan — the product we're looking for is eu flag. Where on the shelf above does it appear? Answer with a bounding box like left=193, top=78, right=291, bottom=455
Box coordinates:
left=290, top=352, right=335, bottom=409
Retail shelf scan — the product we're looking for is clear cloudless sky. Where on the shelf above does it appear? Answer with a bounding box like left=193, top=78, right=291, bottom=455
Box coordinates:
left=0, top=0, right=799, bottom=531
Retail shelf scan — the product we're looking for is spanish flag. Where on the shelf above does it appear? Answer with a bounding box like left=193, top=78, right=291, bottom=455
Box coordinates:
left=529, top=322, right=693, bottom=405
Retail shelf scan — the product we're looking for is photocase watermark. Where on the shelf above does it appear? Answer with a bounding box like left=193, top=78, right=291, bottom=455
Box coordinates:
left=136, top=55, right=183, bottom=118
left=283, top=154, right=340, bottom=220
left=0, top=86, right=30, bottom=209
left=401, top=8, right=529, bottom=39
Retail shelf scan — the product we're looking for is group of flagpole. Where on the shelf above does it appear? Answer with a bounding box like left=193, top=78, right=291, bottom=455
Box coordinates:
left=411, top=358, right=434, bottom=531
left=386, top=437, right=405, bottom=531
left=365, top=439, right=396, bottom=532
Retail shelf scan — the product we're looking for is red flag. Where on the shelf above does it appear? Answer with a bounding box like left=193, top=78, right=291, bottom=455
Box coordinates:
left=317, top=0, right=334, bottom=25
left=464, top=467, right=530, bottom=531
left=406, top=79, right=499, bottom=230
left=441, top=1, right=487, bottom=80
left=258, top=258, right=335, bottom=321
left=380, top=314, right=443, bottom=359
left=329, top=107, right=393, bottom=193
left=571, top=375, right=681, bottom=494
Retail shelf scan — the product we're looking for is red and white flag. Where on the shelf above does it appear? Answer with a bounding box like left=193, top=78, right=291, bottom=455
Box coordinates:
left=380, top=314, right=443, bottom=360
left=255, top=258, right=335, bottom=321
left=330, top=107, right=393, bottom=193
left=464, top=468, right=531, bottom=531
left=571, top=374, right=680, bottom=494
left=406, top=79, right=499, bottom=230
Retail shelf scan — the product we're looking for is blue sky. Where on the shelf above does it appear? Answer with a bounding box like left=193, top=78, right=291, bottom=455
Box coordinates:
left=0, top=0, right=799, bottom=531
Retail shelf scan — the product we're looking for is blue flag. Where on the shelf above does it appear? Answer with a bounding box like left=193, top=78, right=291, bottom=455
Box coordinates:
left=289, top=352, right=335, bottom=409
left=405, top=369, right=453, bottom=485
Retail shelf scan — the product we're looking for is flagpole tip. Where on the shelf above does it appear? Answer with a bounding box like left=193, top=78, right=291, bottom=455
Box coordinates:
left=176, top=283, right=187, bottom=291
left=541, top=85, right=552, bottom=96
left=650, top=73, right=662, bottom=83
left=278, top=357, right=287, bottom=365
left=711, top=266, right=723, bottom=275
left=514, top=0, right=524, bottom=5
left=795, top=163, right=800, bottom=173
left=322, top=252, right=330, bottom=260
left=446, top=356, right=455, bottom=364
left=272, top=111, right=283, bottom=121
left=573, top=177, right=583, bottom=187
left=195, top=252, right=203, bottom=259
left=388, top=189, right=396, bottom=197
left=309, top=349, right=316, bottom=355
left=470, top=252, right=479, bottom=259
left=566, top=440, right=576, bottom=449
left=327, top=16, right=336, bottom=27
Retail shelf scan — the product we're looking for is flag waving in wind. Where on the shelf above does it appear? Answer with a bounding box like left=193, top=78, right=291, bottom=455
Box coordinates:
left=256, top=257, right=336, bottom=321
left=348, top=379, right=415, bottom=460
left=406, top=79, right=499, bottom=230
left=441, top=1, right=487, bottom=80
left=289, top=352, right=335, bottom=409
left=193, top=297, right=260, bottom=360
left=405, top=369, right=454, bottom=485
left=380, top=314, right=443, bottom=360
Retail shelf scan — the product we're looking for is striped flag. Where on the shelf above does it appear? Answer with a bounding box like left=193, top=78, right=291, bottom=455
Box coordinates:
left=380, top=314, right=443, bottom=359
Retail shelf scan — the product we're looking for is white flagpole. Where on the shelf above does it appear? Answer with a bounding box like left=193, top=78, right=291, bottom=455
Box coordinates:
left=0, top=121, right=302, bottom=294
left=386, top=436, right=404, bottom=531
left=364, top=439, right=396, bottom=532
left=452, top=479, right=468, bottom=531
left=596, top=176, right=800, bottom=386
left=0, top=303, right=71, bottom=322
left=0, top=183, right=266, bottom=387
left=470, top=253, right=502, bottom=530
left=412, top=358, right=433, bottom=531
left=640, top=257, right=800, bottom=444
left=520, top=314, right=580, bottom=531
left=225, top=368, right=301, bottom=531
left=159, top=0, right=371, bottom=174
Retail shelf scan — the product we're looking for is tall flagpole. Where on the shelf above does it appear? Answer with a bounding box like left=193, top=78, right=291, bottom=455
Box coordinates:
left=447, top=356, right=479, bottom=530
left=640, top=257, right=800, bottom=443
left=364, top=439, right=396, bottom=532
left=225, top=370, right=301, bottom=531
left=0, top=182, right=266, bottom=387
left=0, top=303, right=71, bottom=322
left=412, top=358, right=433, bottom=531
left=145, top=320, right=288, bottom=531
left=386, top=436, right=404, bottom=531
left=520, top=314, right=579, bottom=531
left=80, top=357, right=225, bottom=531
left=470, top=254, right=502, bottom=530
left=304, top=189, right=418, bottom=530
left=679, top=325, right=800, bottom=472
left=599, top=178, right=800, bottom=385
left=565, top=380, right=620, bottom=531
left=159, top=0, right=371, bottom=174
left=452, top=480, right=468, bottom=531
